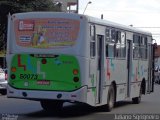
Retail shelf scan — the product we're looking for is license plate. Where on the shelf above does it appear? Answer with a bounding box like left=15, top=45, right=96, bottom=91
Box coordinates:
left=37, top=80, right=50, bottom=85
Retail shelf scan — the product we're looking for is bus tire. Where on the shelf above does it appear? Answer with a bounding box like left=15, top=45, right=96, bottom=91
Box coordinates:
left=132, top=86, right=142, bottom=104
left=106, top=85, right=115, bottom=112
left=40, top=100, right=63, bottom=111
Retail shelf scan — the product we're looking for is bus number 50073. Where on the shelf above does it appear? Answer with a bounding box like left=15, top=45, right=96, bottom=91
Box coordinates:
left=20, top=74, right=38, bottom=80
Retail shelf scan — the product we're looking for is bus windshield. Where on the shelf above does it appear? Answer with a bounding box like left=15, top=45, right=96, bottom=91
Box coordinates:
left=14, top=18, right=80, bottom=49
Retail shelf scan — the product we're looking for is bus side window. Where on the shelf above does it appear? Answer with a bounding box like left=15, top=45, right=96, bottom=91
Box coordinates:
left=106, top=43, right=115, bottom=57
left=133, top=34, right=140, bottom=59
left=90, top=25, right=96, bottom=57
left=145, top=37, right=148, bottom=59
left=106, top=28, right=115, bottom=58
left=121, top=32, right=126, bottom=58
left=133, top=35, right=148, bottom=60
left=140, top=36, right=148, bottom=59
left=115, top=31, right=126, bottom=58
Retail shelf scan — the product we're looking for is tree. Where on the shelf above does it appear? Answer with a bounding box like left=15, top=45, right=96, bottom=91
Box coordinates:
left=0, top=0, right=61, bottom=52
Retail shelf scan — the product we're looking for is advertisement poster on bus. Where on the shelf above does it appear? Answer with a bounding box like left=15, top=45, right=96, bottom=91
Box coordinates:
left=14, top=18, right=80, bottom=49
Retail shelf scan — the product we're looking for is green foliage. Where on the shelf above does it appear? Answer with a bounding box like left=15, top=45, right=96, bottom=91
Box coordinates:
left=0, top=0, right=61, bottom=51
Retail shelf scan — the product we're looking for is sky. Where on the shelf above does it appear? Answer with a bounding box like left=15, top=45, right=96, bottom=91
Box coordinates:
left=78, top=0, right=160, bottom=44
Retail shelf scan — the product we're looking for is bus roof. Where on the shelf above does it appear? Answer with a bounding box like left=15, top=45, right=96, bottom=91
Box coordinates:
left=85, top=15, right=152, bottom=36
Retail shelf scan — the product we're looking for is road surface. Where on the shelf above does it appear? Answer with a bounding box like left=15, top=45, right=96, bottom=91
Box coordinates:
left=0, top=84, right=160, bottom=120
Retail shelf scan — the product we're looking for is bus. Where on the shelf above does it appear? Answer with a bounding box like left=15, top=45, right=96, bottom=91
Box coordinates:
left=6, top=12, right=155, bottom=112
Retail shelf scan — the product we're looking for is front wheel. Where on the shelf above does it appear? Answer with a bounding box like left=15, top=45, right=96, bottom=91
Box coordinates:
left=40, top=100, right=63, bottom=111
left=106, top=85, right=115, bottom=112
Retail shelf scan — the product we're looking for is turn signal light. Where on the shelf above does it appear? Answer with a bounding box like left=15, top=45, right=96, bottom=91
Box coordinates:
left=73, top=69, right=79, bottom=75
left=11, top=67, right=16, bottom=72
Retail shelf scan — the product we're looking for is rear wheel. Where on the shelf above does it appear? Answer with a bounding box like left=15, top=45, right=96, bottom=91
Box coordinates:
left=106, top=85, right=115, bottom=112
left=132, top=86, right=142, bottom=104
left=40, top=100, right=63, bottom=111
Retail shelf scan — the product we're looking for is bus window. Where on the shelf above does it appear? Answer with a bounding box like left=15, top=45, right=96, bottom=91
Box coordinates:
left=111, top=29, right=116, bottom=43
left=121, top=32, right=126, bottom=58
left=106, top=43, right=115, bottom=57
left=105, top=28, right=110, bottom=42
left=116, top=43, right=121, bottom=57
left=115, top=31, right=126, bottom=58
left=106, top=28, right=115, bottom=58
left=90, top=42, right=96, bottom=57
left=121, top=44, right=126, bottom=58
left=133, top=34, right=140, bottom=59
left=90, top=25, right=95, bottom=40
left=139, top=36, right=148, bottom=59
left=144, top=37, right=148, bottom=59
left=90, top=25, right=96, bottom=57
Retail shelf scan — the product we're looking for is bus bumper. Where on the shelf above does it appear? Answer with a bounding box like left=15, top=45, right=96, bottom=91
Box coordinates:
left=7, top=85, right=87, bottom=103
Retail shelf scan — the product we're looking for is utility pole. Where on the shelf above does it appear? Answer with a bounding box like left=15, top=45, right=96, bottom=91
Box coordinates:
left=83, top=1, right=92, bottom=14
left=76, top=0, right=79, bottom=13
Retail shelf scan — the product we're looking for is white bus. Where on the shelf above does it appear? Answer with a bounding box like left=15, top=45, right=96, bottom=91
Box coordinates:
left=6, top=12, right=155, bottom=112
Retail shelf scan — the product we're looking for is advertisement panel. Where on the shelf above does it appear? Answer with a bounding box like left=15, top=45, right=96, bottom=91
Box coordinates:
left=14, top=18, right=80, bottom=49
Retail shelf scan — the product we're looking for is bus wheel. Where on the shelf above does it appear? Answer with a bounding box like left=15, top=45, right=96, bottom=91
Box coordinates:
left=40, top=100, right=63, bottom=111
left=132, top=86, right=142, bottom=104
left=106, top=85, right=115, bottom=112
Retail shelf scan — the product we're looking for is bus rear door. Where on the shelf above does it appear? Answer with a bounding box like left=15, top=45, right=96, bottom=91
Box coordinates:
left=126, top=39, right=132, bottom=97
left=96, top=35, right=105, bottom=104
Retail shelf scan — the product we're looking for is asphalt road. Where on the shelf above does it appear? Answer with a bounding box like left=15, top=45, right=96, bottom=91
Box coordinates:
left=0, top=84, right=160, bottom=120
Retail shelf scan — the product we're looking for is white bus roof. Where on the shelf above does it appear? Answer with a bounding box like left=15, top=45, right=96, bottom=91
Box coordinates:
left=85, top=15, right=152, bottom=36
